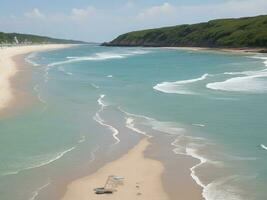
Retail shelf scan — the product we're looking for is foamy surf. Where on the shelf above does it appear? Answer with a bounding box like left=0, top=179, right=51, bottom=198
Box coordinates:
left=97, top=94, right=107, bottom=111
left=169, top=129, right=239, bottom=200
left=260, top=144, right=267, bottom=150
left=29, top=182, right=50, bottom=200
left=1, top=147, right=76, bottom=177
left=47, top=49, right=150, bottom=67
left=93, top=113, right=120, bottom=145
left=202, top=176, right=243, bottom=200
left=119, top=107, right=186, bottom=137
left=153, top=73, right=209, bottom=94
left=192, top=123, right=206, bottom=127
left=206, top=73, right=267, bottom=93
left=118, top=107, right=153, bottom=138
left=186, top=147, right=207, bottom=189
left=58, top=66, right=73, bottom=76
left=91, top=83, right=99, bottom=89
left=25, top=53, right=40, bottom=67
left=89, top=146, right=100, bottom=163
left=93, top=95, right=120, bottom=145
left=186, top=146, right=242, bottom=200
left=207, top=56, right=267, bottom=93
left=125, top=117, right=152, bottom=138
left=33, top=84, right=47, bottom=104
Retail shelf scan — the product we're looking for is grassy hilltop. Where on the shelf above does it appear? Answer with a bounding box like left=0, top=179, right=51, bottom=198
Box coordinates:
left=0, top=32, right=86, bottom=44
left=104, top=15, right=267, bottom=48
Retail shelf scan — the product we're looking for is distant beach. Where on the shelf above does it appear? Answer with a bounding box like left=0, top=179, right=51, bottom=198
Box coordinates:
left=0, top=44, right=74, bottom=113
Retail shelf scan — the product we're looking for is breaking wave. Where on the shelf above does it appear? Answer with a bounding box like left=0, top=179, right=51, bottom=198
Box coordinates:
left=207, top=57, right=267, bottom=93
left=153, top=74, right=209, bottom=94
left=260, top=144, right=267, bottom=151
left=47, top=49, right=150, bottom=67
left=25, top=53, right=40, bottom=67
left=1, top=147, right=76, bottom=177
left=93, top=95, right=120, bottom=145
left=125, top=117, right=152, bottom=138
left=29, top=182, right=50, bottom=200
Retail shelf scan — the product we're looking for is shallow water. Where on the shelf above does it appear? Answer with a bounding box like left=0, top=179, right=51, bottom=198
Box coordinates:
left=0, top=44, right=267, bottom=200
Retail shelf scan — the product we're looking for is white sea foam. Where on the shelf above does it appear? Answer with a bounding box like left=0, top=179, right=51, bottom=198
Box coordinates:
left=203, top=176, right=243, bottom=200
left=33, top=84, right=47, bottom=104
left=186, top=147, right=207, bottom=189
left=78, top=136, right=86, bottom=143
left=47, top=49, right=150, bottom=67
left=91, top=83, right=100, bottom=89
left=184, top=144, right=243, bottom=200
left=125, top=117, right=152, bottom=138
left=25, top=147, right=76, bottom=170
left=149, top=120, right=186, bottom=135
left=97, top=94, right=107, bottom=111
left=260, top=144, right=267, bottom=150
left=118, top=107, right=154, bottom=121
left=93, top=113, right=120, bottom=145
left=119, top=107, right=241, bottom=200
left=206, top=73, right=267, bottom=93
left=29, top=182, right=50, bottom=200
left=170, top=133, right=234, bottom=200
left=58, top=66, right=73, bottom=76
left=192, top=123, right=206, bottom=127
left=89, top=146, right=100, bottom=163
left=107, top=75, right=113, bottom=78
left=207, top=57, right=267, bottom=93
left=171, top=137, right=187, bottom=155
left=93, top=95, right=120, bottom=145
left=118, top=107, right=154, bottom=137
left=25, top=53, right=40, bottom=67
left=43, top=66, right=50, bottom=83
left=2, top=147, right=76, bottom=176
left=224, top=154, right=259, bottom=161
left=120, top=107, right=186, bottom=137
left=153, top=73, right=209, bottom=94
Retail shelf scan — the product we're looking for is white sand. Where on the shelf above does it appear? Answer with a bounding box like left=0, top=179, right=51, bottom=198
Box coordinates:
left=61, top=138, right=169, bottom=200
left=0, top=44, right=73, bottom=111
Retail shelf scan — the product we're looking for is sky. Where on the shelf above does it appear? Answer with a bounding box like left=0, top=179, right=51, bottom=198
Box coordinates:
left=0, top=0, right=267, bottom=42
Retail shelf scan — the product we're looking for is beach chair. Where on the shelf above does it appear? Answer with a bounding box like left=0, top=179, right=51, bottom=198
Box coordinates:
left=94, top=175, right=124, bottom=194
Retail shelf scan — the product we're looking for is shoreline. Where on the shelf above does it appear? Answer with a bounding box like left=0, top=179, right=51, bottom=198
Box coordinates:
left=162, top=46, right=267, bottom=54
left=0, top=44, right=75, bottom=114
left=61, top=138, right=170, bottom=200
left=61, top=135, right=204, bottom=200
left=104, top=44, right=267, bottom=54
left=1, top=44, right=206, bottom=200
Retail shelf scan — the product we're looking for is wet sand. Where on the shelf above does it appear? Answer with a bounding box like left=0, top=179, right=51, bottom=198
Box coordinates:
left=0, top=44, right=74, bottom=114
left=61, top=135, right=204, bottom=200
left=61, top=138, right=169, bottom=200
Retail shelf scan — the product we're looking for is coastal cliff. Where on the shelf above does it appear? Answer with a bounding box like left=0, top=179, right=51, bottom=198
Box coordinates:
left=103, top=15, right=267, bottom=49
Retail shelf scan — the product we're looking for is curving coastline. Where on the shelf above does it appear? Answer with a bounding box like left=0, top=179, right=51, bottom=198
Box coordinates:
left=0, top=44, right=74, bottom=113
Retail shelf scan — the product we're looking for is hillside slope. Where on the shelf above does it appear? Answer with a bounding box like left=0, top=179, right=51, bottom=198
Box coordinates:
left=104, top=15, right=267, bottom=48
left=0, top=32, right=86, bottom=44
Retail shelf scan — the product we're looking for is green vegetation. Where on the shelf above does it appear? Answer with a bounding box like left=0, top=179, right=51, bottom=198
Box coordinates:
left=0, top=32, right=86, bottom=44
left=104, top=15, right=267, bottom=48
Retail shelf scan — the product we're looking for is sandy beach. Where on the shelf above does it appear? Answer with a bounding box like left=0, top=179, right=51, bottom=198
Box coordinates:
left=163, top=46, right=267, bottom=54
left=0, top=44, right=73, bottom=112
left=61, top=138, right=169, bottom=200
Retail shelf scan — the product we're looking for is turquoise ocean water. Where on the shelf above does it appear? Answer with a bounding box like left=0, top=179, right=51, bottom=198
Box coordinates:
left=0, top=44, right=267, bottom=200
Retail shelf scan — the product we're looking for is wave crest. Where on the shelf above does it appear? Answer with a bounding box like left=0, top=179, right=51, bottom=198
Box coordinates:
left=153, top=74, right=209, bottom=94
left=207, top=57, right=267, bottom=93
left=47, top=49, right=150, bottom=67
